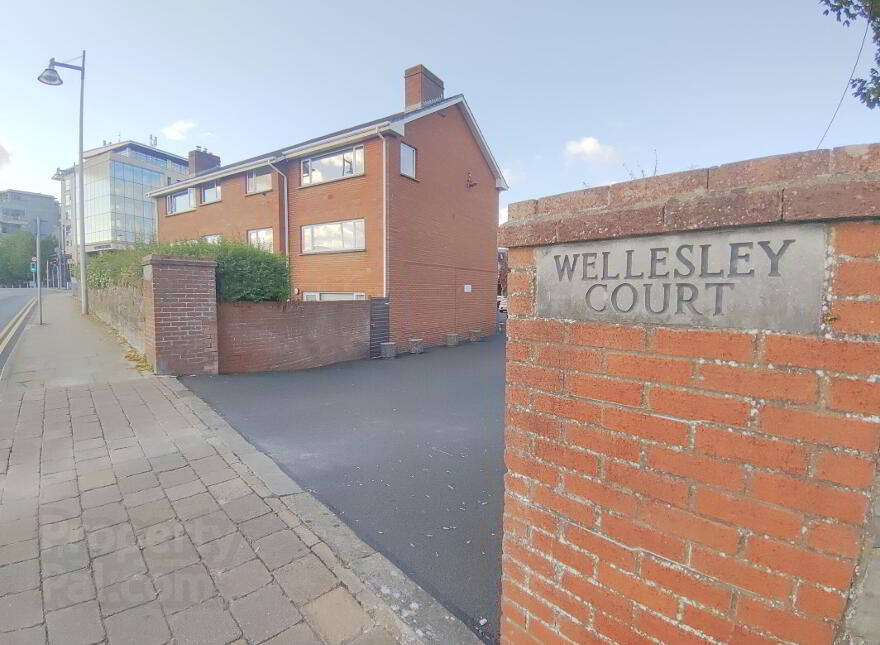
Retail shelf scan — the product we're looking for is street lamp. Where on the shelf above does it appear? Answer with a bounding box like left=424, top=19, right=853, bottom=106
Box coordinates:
left=38, top=51, right=88, bottom=315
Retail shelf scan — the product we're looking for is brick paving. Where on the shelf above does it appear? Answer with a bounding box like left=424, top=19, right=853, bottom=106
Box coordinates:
left=0, top=294, right=483, bottom=645
left=0, top=376, right=406, bottom=644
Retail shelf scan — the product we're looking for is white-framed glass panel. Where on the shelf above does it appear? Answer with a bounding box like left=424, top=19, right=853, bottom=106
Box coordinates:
left=246, top=168, right=272, bottom=194
left=301, top=145, right=364, bottom=186
left=247, top=227, right=273, bottom=251
left=202, top=234, right=221, bottom=244
left=401, top=143, right=416, bottom=178
left=301, top=218, right=365, bottom=253
left=303, top=292, right=365, bottom=302
left=202, top=181, right=221, bottom=204
left=167, top=188, right=194, bottom=214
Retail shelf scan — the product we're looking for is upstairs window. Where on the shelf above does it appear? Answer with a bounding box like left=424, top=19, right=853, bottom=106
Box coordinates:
left=167, top=188, right=195, bottom=215
left=400, top=143, right=416, bottom=179
left=301, top=145, right=364, bottom=186
left=202, top=181, right=221, bottom=204
left=246, top=168, right=272, bottom=194
left=302, top=218, right=365, bottom=254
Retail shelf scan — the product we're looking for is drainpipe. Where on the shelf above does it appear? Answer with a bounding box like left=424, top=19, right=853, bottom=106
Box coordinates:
left=377, top=131, right=388, bottom=298
left=266, top=158, right=290, bottom=260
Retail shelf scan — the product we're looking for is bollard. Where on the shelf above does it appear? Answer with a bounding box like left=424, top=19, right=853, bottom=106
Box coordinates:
left=446, top=333, right=459, bottom=347
left=380, top=342, right=397, bottom=359
left=409, top=339, right=424, bottom=354
left=469, top=329, right=482, bottom=343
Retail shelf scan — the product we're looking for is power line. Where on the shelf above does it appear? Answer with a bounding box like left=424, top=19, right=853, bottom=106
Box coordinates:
left=816, top=3, right=873, bottom=149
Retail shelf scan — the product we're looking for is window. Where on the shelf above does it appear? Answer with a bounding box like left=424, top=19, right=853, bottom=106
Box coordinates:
left=301, top=218, right=365, bottom=254
left=302, top=292, right=365, bottom=302
left=201, top=181, right=221, bottom=204
left=401, top=143, right=416, bottom=179
left=301, top=145, right=364, bottom=186
left=246, top=168, right=272, bottom=194
left=167, top=189, right=194, bottom=214
left=248, top=227, right=273, bottom=251
left=202, top=234, right=221, bottom=244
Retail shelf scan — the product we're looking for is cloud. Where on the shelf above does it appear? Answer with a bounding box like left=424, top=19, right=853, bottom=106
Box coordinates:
left=499, top=205, right=508, bottom=224
left=564, top=136, right=620, bottom=164
left=161, top=120, right=198, bottom=141
left=0, top=143, right=10, bottom=169
left=501, top=167, right=526, bottom=188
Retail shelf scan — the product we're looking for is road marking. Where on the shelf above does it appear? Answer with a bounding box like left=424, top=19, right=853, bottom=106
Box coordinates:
left=0, top=297, right=37, bottom=357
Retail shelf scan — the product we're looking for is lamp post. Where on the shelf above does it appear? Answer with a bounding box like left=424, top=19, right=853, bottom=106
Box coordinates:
left=39, top=51, right=88, bottom=314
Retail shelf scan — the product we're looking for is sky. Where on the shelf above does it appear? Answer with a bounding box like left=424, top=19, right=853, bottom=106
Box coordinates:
left=1, top=0, right=877, bottom=224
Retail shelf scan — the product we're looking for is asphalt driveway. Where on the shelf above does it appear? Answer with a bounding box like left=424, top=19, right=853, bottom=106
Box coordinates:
left=182, top=333, right=505, bottom=642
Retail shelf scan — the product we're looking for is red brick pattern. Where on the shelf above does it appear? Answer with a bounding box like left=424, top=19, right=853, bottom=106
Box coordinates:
left=500, top=219, right=880, bottom=644
left=142, top=255, right=218, bottom=376
left=157, top=104, right=498, bottom=349
left=217, top=300, right=370, bottom=373
left=388, top=106, right=499, bottom=346
left=500, top=144, right=880, bottom=248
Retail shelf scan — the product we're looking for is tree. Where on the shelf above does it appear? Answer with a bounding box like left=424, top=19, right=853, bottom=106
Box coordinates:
left=0, top=232, right=58, bottom=286
left=821, top=0, right=880, bottom=108
left=0, top=231, right=35, bottom=285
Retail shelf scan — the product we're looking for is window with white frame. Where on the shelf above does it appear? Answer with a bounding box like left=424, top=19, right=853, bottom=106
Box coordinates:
left=201, top=181, right=221, bottom=204
left=301, top=218, right=365, bottom=254
left=248, top=227, right=273, bottom=251
left=246, top=168, right=272, bottom=194
left=301, top=145, right=364, bottom=186
left=400, top=143, right=416, bottom=179
left=202, top=234, right=221, bottom=244
left=167, top=188, right=195, bottom=214
left=302, top=292, right=365, bottom=302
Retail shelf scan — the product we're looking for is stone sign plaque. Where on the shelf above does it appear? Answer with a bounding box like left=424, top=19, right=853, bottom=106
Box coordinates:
left=536, top=224, right=825, bottom=333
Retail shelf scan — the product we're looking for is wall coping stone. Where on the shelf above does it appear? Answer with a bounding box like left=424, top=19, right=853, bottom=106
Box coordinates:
left=141, top=254, right=218, bottom=267
left=499, top=143, right=880, bottom=248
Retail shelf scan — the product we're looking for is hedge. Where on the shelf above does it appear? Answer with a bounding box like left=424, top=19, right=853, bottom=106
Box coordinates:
left=85, top=240, right=289, bottom=302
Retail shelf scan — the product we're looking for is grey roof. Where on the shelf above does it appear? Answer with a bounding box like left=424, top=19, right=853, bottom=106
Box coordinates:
left=188, top=94, right=466, bottom=180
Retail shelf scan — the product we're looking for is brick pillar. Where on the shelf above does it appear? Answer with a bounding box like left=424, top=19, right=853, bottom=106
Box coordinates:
left=142, top=254, right=218, bottom=376
left=498, top=145, right=880, bottom=645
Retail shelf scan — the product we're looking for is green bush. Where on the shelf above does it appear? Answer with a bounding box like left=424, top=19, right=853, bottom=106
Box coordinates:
left=85, top=240, right=289, bottom=302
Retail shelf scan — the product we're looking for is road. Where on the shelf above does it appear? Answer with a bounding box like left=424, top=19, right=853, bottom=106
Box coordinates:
left=0, top=288, right=37, bottom=374
left=183, top=334, right=505, bottom=643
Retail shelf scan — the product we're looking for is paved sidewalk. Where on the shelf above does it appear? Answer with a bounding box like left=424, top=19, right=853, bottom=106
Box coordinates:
left=1, top=294, right=141, bottom=392
left=0, top=294, right=478, bottom=645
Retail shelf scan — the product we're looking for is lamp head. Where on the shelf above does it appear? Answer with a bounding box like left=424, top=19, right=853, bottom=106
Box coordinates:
left=37, top=61, right=62, bottom=86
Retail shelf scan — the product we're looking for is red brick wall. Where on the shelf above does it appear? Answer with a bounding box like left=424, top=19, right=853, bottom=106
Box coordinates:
left=217, top=300, right=370, bottom=373
left=288, top=138, right=385, bottom=297
left=498, top=145, right=880, bottom=645
left=388, top=105, right=499, bottom=346
left=142, top=255, right=218, bottom=376
left=157, top=167, right=284, bottom=253
left=155, top=104, right=500, bottom=346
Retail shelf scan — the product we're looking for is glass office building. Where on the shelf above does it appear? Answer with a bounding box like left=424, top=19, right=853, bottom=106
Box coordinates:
left=58, top=141, right=188, bottom=257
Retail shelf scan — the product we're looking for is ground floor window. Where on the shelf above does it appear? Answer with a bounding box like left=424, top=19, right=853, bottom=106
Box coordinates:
left=247, top=227, right=273, bottom=252
left=301, top=218, right=365, bottom=254
left=302, top=292, right=366, bottom=302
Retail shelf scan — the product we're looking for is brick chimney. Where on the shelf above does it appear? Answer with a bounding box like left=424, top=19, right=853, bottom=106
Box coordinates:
left=188, top=147, right=221, bottom=176
left=404, top=65, right=444, bottom=111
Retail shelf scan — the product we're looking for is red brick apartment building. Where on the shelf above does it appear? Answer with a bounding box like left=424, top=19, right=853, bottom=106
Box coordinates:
left=150, top=66, right=507, bottom=346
